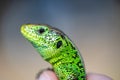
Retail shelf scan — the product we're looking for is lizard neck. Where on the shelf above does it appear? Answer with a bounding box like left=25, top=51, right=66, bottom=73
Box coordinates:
left=48, top=49, right=79, bottom=66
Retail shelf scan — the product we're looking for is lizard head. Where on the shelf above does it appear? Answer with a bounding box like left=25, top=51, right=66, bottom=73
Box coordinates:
left=21, top=24, right=68, bottom=60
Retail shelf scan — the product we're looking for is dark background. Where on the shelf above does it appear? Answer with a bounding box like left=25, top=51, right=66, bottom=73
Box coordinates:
left=0, top=0, right=120, bottom=80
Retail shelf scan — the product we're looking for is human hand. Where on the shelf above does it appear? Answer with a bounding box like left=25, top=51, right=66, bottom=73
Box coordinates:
left=36, top=69, right=112, bottom=80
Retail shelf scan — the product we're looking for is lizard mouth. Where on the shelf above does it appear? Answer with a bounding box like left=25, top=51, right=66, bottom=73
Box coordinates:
left=21, top=24, right=38, bottom=39
left=21, top=25, right=32, bottom=41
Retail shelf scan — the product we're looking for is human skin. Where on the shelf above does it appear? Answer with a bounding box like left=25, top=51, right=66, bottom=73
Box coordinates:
left=36, top=69, right=112, bottom=80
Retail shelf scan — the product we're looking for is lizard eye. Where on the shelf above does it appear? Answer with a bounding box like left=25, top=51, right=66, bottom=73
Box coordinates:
left=38, top=28, right=45, bottom=34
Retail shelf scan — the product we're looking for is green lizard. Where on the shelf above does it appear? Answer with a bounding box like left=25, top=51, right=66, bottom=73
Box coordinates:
left=20, top=24, right=86, bottom=80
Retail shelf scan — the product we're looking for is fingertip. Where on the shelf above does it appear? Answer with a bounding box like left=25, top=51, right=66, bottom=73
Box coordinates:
left=87, top=73, right=112, bottom=80
left=36, top=69, right=58, bottom=80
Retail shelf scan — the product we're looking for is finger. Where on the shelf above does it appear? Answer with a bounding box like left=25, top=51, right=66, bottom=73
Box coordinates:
left=87, top=73, right=112, bottom=80
left=36, top=68, right=58, bottom=80
left=36, top=69, right=112, bottom=80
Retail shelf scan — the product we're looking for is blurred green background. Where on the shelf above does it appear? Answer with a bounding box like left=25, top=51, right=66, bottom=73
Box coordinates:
left=0, top=0, right=120, bottom=80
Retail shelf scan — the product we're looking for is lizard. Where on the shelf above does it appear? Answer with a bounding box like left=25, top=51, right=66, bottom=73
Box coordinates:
left=20, top=24, right=86, bottom=80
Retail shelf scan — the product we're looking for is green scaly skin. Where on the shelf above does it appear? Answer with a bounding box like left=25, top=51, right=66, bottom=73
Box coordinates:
left=20, top=24, right=86, bottom=80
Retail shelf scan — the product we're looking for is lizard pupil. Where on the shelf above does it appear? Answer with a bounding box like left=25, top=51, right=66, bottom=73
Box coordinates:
left=56, top=41, right=62, bottom=48
left=39, top=28, right=45, bottom=34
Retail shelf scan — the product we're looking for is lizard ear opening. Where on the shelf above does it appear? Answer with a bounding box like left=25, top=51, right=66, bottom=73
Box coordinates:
left=56, top=41, right=62, bottom=49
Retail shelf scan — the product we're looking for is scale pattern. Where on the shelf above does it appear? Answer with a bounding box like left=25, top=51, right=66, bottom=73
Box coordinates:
left=20, top=24, right=86, bottom=80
